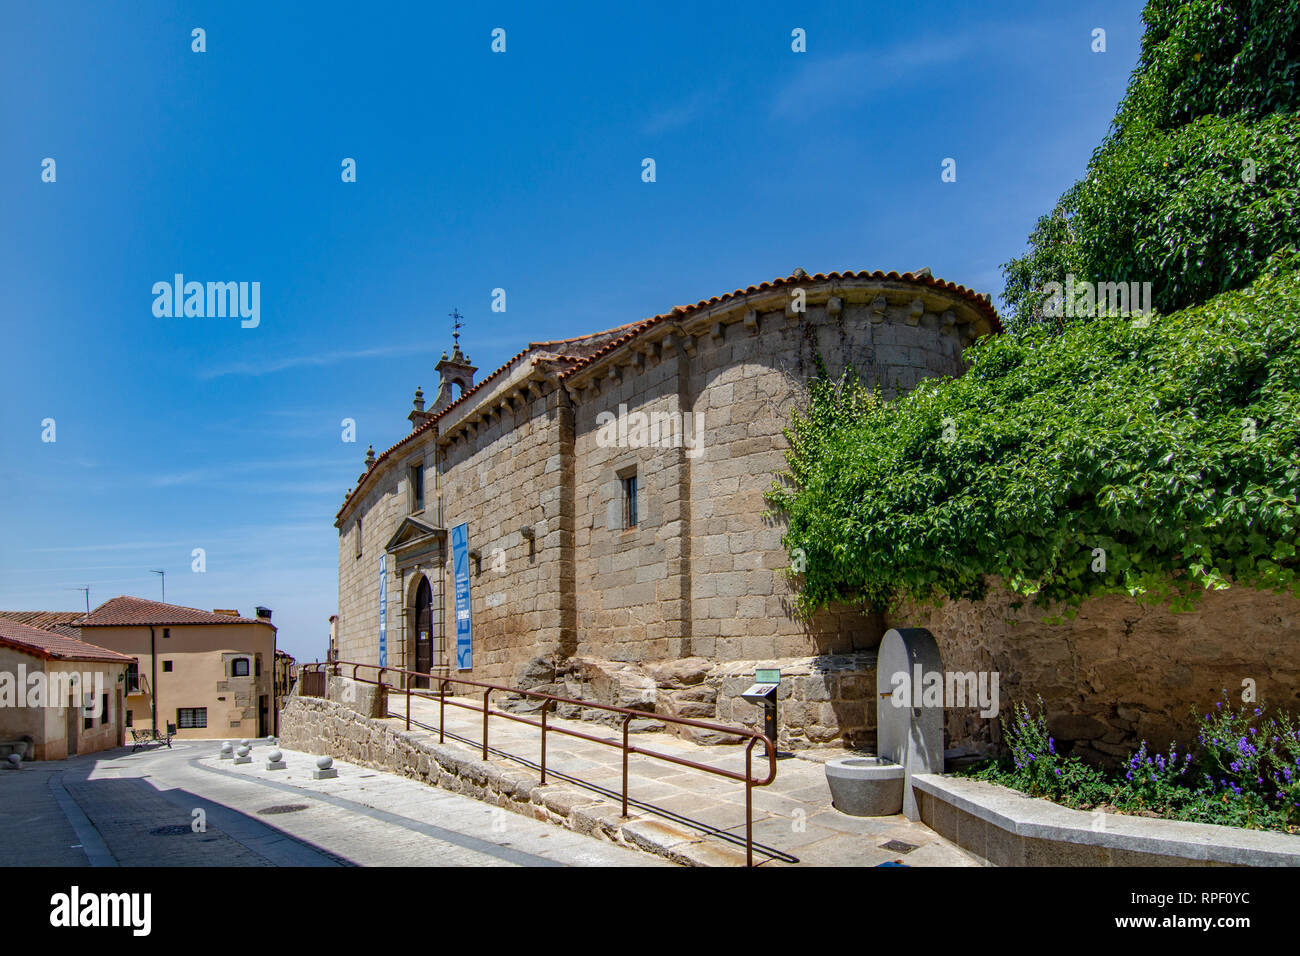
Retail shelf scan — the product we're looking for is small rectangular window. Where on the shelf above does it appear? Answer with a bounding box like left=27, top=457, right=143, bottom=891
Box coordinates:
left=101, top=693, right=109, bottom=726
left=355, top=516, right=363, bottom=557
left=411, top=463, right=425, bottom=511
left=126, top=710, right=134, bottom=728
left=126, top=661, right=139, bottom=692
left=163, top=628, right=171, bottom=639
left=232, top=658, right=250, bottom=677
left=163, top=660, right=173, bottom=673
left=177, top=707, right=207, bottom=729
left=623, top=475, right=639, bottom=529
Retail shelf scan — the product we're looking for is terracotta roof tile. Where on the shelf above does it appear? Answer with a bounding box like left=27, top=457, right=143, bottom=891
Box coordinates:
left=335, top=269, right=1000, bottom=519
left=0, top=618, right=135, bottom=664
left=80, top=596, right=273, bottom=629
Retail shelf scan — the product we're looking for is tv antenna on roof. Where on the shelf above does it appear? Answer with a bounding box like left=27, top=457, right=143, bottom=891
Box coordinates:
left=151, top=569, right=166, bottom=603
left=66, top=586, right=90, bottom=615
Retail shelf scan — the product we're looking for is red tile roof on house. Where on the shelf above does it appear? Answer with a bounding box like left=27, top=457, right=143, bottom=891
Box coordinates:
left=80, top=596, right=274, bottom=629
left=335, top=268, right=1001, bottom=521
left=0, top=610, right=89, bottom=639
left=0, top=618, right=135, bottom=664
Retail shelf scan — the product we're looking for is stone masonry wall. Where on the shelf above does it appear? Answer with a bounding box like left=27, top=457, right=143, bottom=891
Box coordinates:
left=438, top=382, right=573, bottom=683
left=891, top=585, right=1300, bottom=765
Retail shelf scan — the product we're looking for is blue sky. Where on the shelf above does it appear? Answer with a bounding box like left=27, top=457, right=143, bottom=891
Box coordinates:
left=0, top=1, right=1145, bottom=661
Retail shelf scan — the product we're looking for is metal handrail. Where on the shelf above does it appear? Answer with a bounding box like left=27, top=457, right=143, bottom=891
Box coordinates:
left=300, top=659, right=777, bottom=866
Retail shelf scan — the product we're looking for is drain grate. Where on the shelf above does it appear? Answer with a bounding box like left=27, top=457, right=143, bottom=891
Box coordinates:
left=879, top=839, right=918, bottom=854
left=257, top=804, right=309, bottom=815
left=149, top=825, right=191, bottom=836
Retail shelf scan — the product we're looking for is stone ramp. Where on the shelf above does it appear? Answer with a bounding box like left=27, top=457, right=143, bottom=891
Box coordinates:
left=280, top=691, right=978, bottom=867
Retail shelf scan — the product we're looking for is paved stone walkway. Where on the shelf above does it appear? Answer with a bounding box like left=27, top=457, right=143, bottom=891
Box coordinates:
left=0, top=743, right=660, bottom=867
left=385, top=691, right=979, bottom=866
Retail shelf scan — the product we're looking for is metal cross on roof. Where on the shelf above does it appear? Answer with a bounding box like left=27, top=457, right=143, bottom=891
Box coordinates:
left=449, top=308, right=464, bottom=348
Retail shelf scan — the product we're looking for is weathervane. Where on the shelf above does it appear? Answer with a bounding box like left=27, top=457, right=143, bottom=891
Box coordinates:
left=449, top=308, right=464, bottom=349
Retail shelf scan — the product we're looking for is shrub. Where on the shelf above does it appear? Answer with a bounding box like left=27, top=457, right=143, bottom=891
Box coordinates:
left=766, top=261, right=1300, bottom=615
left=1001, top=0, right=1300, bottom=330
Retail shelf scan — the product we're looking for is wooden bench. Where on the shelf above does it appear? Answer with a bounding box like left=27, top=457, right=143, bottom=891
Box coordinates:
left=130, top=728, right=174, bottom=752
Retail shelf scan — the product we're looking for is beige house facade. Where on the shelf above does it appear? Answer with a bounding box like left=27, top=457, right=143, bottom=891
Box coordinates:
left=79, top=596, right=278, bottom=739
left=0, top=619, right=132, bottom=760
left=333, top=269, right=1000, bottom=746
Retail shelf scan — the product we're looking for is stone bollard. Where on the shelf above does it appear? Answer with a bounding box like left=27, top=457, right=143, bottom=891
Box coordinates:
left=312, top=755, right=337, bottom=780
left=219, top=742, right=234, bottom=760
left=266, top=748, right=286, bottom=771
left=240, top=738, right=251, bottom=749
left=233, top=744, right=252, bottom=765
left=5, top=753, right=20, bottom=771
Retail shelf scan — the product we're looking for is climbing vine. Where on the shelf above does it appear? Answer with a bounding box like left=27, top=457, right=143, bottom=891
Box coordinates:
left=766, top=257, right=1300, bottom=616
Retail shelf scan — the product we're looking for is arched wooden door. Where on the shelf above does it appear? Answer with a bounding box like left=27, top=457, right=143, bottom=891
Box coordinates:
left=414, top=577, right=433, bottom=689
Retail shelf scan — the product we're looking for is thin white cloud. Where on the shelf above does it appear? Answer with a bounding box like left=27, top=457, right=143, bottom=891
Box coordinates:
left=771, top=36, right=979, bottom=119
left=199, top=343, right=438, bottom=380
left=643, top=82, right=732, bottom=136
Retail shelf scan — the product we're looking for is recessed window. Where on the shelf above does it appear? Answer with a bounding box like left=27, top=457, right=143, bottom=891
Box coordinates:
left=177, top=707, right=207, bottom=729
left=126, top=710, right=134, bottom=728
left=163, top=628, right=171, bottom=639
left=101, top=693, right=109, bottom=726
left=411, top=463, right=425, bottom=511
left=162, top=660, right=173, bottom=673
left=126, top=661, right=139, bottom=692
left=355, top=516, right=363, bottom=558
left=231, top=658, right=250, bottom=677
left=623, top=474, right=639, bottom=529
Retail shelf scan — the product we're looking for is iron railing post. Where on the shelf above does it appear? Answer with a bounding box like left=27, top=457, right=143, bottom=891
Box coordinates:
left=621, top=714, right=632, bottom=817
left=439, top=680, right=447, bottom=743
left=540, top=699, right=550, bottom=786
left=746, top=740, right=755, bottom=868
left=405, top=688, right=410, bottom=730
left=482, top=689, right=491, bottom=760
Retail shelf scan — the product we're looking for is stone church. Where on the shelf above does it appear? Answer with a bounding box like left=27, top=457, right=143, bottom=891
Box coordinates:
left=334, top=269, right=1001, bottom=747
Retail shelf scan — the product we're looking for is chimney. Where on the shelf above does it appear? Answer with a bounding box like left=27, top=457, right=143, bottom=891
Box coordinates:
left=255, top=606, right=273, bottom=622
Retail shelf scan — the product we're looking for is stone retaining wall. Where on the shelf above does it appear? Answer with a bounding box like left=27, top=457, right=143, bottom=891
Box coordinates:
left=277, top=694, right=746, bottom=866
left=892, top=585, right=1300, bottom=765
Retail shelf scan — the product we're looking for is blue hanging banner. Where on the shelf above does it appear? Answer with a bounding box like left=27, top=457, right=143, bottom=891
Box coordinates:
left=451, top=522, right=473, bottom=670
left=378, top=553, right=388, bottom=667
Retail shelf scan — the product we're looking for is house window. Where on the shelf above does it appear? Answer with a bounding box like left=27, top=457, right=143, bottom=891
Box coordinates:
left=177, top=707, right=207, bottom=729
left=355, top=516, right=363, bottom=558
left=83, top=695, right=93, bottom=730
left=163, top=660, right=173, bottom=673
left=126, top=660, right=139, bottom=692
left=231, top=658, right=250, bottom=677
left=411, top=463, right=425, bottom=511
left=623, top=474, right=639, bottom=529
left=101, top=693, right=109, bottom=726
left=126, top=710, right=134, bottom=728
left=163, top=628, right=171, bottom=639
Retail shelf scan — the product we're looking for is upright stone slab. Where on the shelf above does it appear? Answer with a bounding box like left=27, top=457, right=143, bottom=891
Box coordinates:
left=876, top=627, right=944, bottom=820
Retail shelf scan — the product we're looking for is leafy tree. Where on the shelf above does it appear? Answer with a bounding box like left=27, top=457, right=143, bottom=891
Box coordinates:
left=767, top=256, right=1300, bottom=614
left=1001, top=0, right=1300, bottom=330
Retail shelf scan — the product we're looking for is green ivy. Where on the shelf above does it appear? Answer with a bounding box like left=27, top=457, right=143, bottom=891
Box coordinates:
left=1001, top=0, right=1300, bottom=331
left=766, top=259, right=1300, bottom=615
